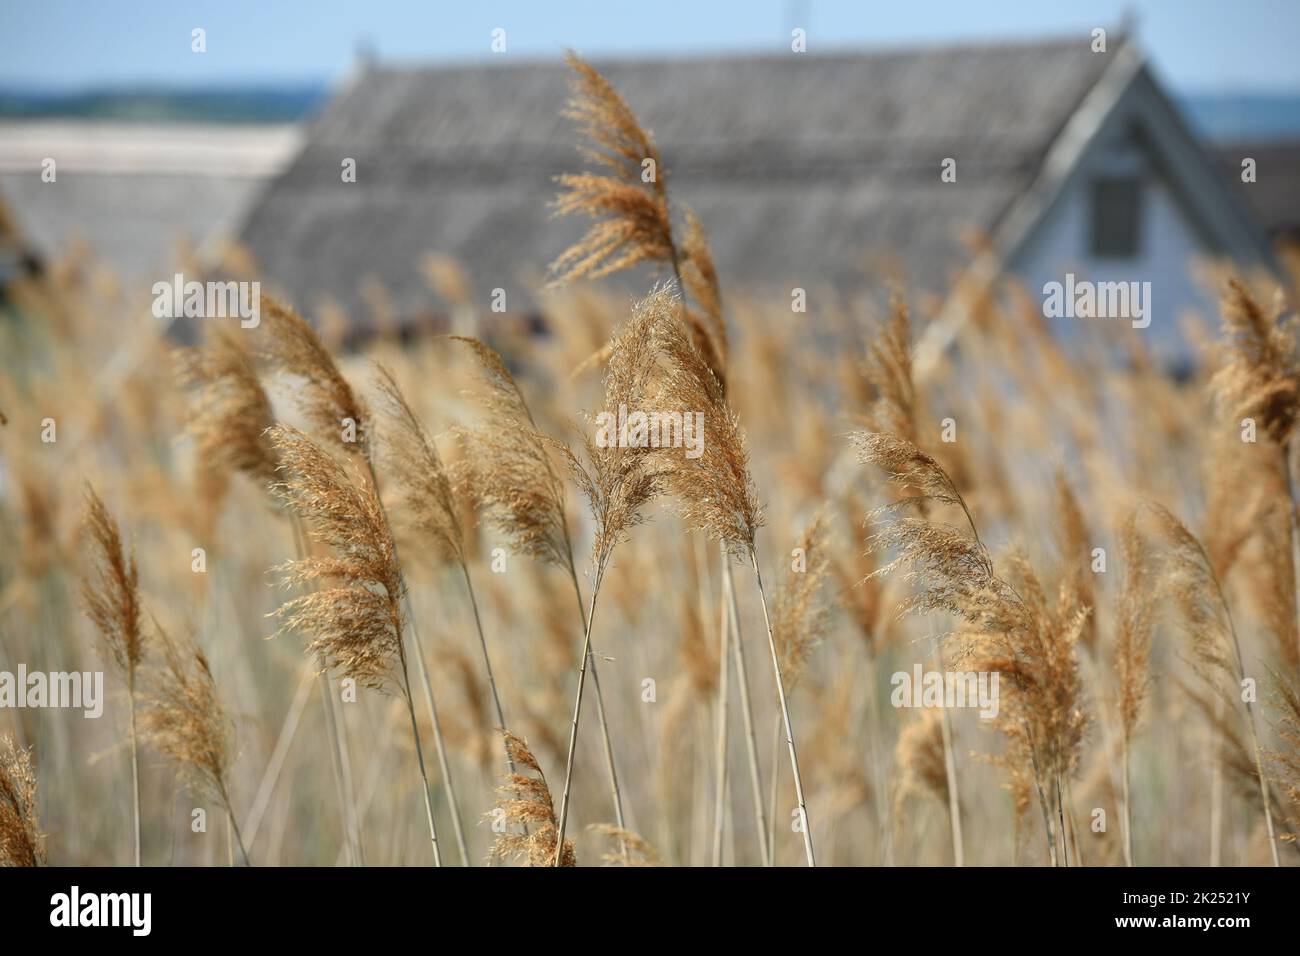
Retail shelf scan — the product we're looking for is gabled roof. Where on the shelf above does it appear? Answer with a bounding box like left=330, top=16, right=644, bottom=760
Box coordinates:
left=1217, top=140, right=1300, bottom=240
left=0, top=122, right=298, bottom=281
left=913, top=43, right=1278, bottom=376
left=238, top=36, right=1124, bottom=325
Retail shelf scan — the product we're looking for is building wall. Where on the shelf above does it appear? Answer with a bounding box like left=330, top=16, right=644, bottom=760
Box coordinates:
left=1010, top=124, right=1220, bottom=371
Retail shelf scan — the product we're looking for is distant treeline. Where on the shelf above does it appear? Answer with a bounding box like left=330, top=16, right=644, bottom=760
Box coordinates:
left=1, top=83, right=1298, bottom=140
left=0, top=84, right=328, bottom=123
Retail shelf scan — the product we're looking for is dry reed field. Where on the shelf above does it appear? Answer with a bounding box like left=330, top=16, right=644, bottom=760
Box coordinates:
left=3, top=52, right=1300, bottom=872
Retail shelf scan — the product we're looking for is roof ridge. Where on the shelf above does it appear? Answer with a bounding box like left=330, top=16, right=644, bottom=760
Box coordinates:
left=361, top=31, right=1124, bottom=77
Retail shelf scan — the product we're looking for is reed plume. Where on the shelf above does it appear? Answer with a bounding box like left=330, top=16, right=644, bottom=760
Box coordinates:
left=640, top=283, right=770, bottom=865
left=850, top=432, right=974, bottom=526
left=453, top=334, right=634, bottom=857
left=1209, top=279, right=1299, bottom=448
left=178, top=327, right=278, bottom=488
left=374, top=365, right=463, bottom=562
left=260, top=298, right=464, bottom=861
left=854, top=295, right=967, bottom=864
left=548, top=289, right=671, bottom=864
left=218, top=301, right=364, bottom=863
left=854, top=431, right=1083, bottom=864
left=652, top=292, right=824, bottom=867
left=0, top=735, right=43, bottom=867
left=678, top=206, right=727, bottom=389
left=765, top=511, right=830, bottom=862
left=589, top=824, right=661, bottom=866
left=1210, top=279, right=1300, bottom=669
left=79, top=485, right=145, bottom=866
left=1266, top=674, right=1300, bottom=845
left=453, top=336, right=574, bottom=569
left=269, top=424, right=444, bottom=864
left=548, top=54, right=749, bottom=864
left=1054, top=472, right=1096, bottom=651
left=1113, top=511, right=1154, bottom=865
left=257, top=295, right=369, bottom=458
left=140, top=622, right=246, bottom=864
left=652, top=297, right=762, bottom=551
left=271, top=425, right=404, bottom=688
left=1147, top=501, right=1280, bottom=865
left=771, top=512, right=831, bottom=686
left=966, top=553, right=1089, bottom=866
left=549, top=51, right=676, bottom=286
left=491, top=731, right=575, bottom=867
left=80, top=487, right=145, bottom=690
left=894, top=709, right=948, bottom=812
left=374, top=364, right=521, bottom=782
left=859, top=293, right=919, bottom=444
left=554, top=292, right=669, bottom=573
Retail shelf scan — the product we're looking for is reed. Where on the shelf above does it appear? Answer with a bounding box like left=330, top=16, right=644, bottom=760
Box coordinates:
left=1113, top=511, right=1154, bottom=866
left=453, top=334, right=633, bottom=860
left=491, top=731, right=574, bottom=866
left=140, top=622, right=246, bottom=865
left=9, top=41, right=1300, bottom=874
left=651, top=293, right=817, bottom=865
left=547, top=52, right=762, bottom=867
left=765, top=512, right=830, bottom=864
left=1147, top=501, right=1281, bottom=866
left=1210, top=279, right=1300, bottom=666
left=269, top=424, right=445, bottom=864
left=259, top=298, right=468, bottom=862
left=547, top=290, right=669, bottom=865
left=853, top=431, right=1087, bottom=865
left=374, top=365, right=520, bottom=785
left=79, top=486, right=145, bottom=866
left=855, top=294, right=965, bottom=865
left=0, top=735, right=43, bottom=867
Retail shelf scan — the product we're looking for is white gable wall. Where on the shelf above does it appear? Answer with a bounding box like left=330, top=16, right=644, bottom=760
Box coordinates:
left=1009, top=128, right=1216, bottom=370
left=1000, top=59, right=1273, bottom=373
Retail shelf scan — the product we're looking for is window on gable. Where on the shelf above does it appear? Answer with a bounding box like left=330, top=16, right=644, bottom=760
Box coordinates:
left=1089, top=177, right=1142, bottom=258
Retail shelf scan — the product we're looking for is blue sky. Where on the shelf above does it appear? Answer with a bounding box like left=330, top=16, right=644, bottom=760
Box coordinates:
left=2, top=0, right=1298, bottom=93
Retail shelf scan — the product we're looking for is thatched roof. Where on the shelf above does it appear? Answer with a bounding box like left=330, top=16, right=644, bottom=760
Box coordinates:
left=239, top=36, right=1123, bottom=327
left=0, top=122, right=298, bottom=282
left=1217, top=141, right=1300, bottom=242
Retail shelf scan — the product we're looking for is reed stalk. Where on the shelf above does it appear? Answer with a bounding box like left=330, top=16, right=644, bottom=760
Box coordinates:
left=724, top=558, right=771, bottom=864
left=711, top=560, right=731, bottom=867
left=749, top=550, right=815, bottom=866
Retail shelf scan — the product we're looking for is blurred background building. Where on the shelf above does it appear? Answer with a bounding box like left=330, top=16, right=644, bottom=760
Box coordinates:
left=1, top=4, right=1297, bottom=364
